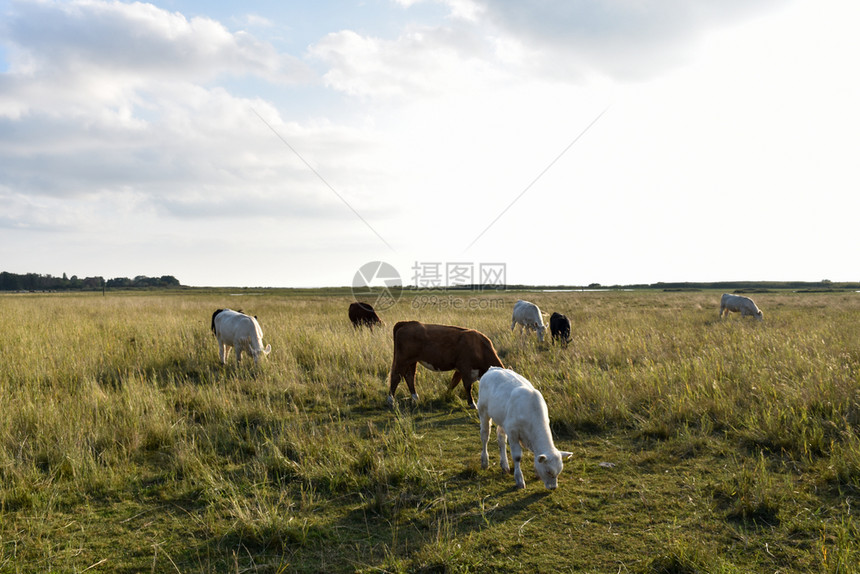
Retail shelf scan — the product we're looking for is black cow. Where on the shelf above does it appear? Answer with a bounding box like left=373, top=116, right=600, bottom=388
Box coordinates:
left=549, top=312, right=571, bottom=345
left=349, top=302, right=383, bottom=330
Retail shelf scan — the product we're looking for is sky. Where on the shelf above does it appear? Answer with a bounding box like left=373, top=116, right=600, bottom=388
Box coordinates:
left=1, top=0, right=858, bottom=288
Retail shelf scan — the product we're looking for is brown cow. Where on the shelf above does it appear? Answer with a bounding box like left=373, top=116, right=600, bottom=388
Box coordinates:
left=349, top=302, right=383, bottom=330
left=388, top=320, right=504, bottom=408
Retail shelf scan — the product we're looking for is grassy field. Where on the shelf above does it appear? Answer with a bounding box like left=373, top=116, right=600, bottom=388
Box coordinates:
left=0, top=288, right=858, bottom=573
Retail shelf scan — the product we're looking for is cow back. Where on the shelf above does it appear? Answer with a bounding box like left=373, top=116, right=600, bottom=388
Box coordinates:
left=349, top=301, right=376, bottom=319
left=513, top=300, right=545, bottom=326
left=392, top=321, right=503, bottom=373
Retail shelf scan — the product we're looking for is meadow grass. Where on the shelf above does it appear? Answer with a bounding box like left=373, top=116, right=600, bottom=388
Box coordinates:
left=0, top=289, right=858, bottom=572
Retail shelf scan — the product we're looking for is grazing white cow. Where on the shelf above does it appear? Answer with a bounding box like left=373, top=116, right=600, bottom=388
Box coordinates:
left=511, top=300, right=546, bottom=342
left=211, top=308, right=272, bottom=366
left=478, top=367, right=573, bottom=489
left=719, top=293, right=764, bottom=321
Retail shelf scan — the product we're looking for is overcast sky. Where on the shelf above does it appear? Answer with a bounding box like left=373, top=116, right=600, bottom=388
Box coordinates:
left=1, top=0, right=857, bottom=287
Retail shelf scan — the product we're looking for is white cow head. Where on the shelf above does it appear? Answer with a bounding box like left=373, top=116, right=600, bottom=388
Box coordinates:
left=535, top=449, right=573, bottom=489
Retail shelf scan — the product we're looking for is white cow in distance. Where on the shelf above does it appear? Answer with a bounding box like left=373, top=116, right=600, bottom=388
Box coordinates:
left=511, top=300, right=546, bottom=342
left=211, top=308, right=272, bottom=366
left=719, top=293, right=764, bottom=321
left=478, top=367, right=573, bottom=489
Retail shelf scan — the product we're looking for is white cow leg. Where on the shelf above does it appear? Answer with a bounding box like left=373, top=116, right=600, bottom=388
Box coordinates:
left=480, top=417, right=491, bottom=469
left=496, top=426, right=510, bottom=473
left=510, top=439, right=525, bottom=489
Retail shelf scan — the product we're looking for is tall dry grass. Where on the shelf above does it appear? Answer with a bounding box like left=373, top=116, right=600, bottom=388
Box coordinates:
left=0, top=289, right=858, bottom=572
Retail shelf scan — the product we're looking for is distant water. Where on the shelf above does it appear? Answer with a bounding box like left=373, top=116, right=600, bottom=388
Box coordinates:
left=537, top=288, right=634, bottom=292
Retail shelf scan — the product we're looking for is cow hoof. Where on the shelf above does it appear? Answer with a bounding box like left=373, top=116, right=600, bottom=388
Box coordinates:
left=411, top=393, right=419, bottom=401
left=386, top=395, right=395, bottom=407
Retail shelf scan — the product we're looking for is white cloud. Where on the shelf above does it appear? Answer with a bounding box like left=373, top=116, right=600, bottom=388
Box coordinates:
left=308, top=25, right=501, bottom=100
left=393, top=0, right=787, bottom=82
left=0, top=1, right=316, bottom=123
left=307, top=0, right=791, bottom=106
left=0, top=0, right=394, bottom=236
left=2, top=0, right=307, bottom=82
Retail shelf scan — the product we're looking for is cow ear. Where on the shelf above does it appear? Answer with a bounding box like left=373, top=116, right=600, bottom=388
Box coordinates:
left=560, top=451, right=573, bottom=461
left=537, top=454, right=547, bottom=463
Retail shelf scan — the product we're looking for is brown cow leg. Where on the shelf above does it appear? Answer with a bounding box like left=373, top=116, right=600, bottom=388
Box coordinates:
left=389, top=363, right=418, bottom=405
left=388, top=363, right=403, bottom=405
left=462, top=377, right=477, bottom=409
left=448, top=371, right=462, bottom=390
left=450, top=371, right=475, bottom=407
left=404, top=364, right=419, bottom=401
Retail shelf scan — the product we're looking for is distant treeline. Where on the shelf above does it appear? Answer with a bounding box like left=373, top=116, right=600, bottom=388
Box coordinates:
left=497, top=280, right=860, bottom=292
left=646, top=280, right=860, bottom=292
left=0, top=272, right=181, bottom=291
